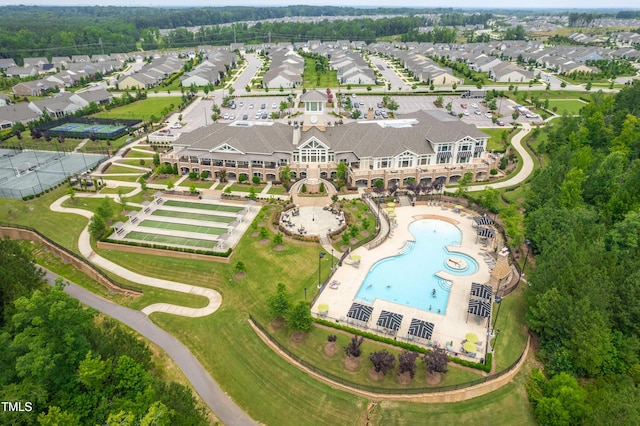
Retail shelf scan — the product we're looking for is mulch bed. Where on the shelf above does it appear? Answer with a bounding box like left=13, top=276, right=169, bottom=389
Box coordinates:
left=251, top=231, right=260, bottom=237
left=426, top=372, right=442, bottom=385
left=234, top=272, right=246, bottom=280
left=397, top=371, right=413, bottom=385
left=369, top=368, right=385, bottom=382
left=360, top=230, right=370, bottom=237
left=290, top=332, right=305, bottom=343
left=344, top=356, right=360, bottom=372
left=258, top=239, right=270, bottom=245
left=324, top=342, right=338, bottom=357
left=273, top=244, right=285, bottom=251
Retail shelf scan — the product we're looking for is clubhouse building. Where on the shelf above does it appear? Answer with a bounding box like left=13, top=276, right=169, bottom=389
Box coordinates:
left=161, top=90, right=498, bottom=189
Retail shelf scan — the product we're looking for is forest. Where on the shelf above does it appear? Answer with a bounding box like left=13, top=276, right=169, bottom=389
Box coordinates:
left=523, top=82, right=640, bottom=424
left=0, top=6, right=493, bottom=62
left=0, top=239, right=209, bottom=425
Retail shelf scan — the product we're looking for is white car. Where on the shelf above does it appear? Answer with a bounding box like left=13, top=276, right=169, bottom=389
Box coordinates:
left=249, top=104, right=254, bottom=109
left=463, top=110, right=469, bottom=116
left=223, top=113, right=230, bottom=120
left=471, top=103, right=478, bottom=108
left=484, top=112, right=492, bottom=118
left=474, top=109, right=481, bottom=115
left=170, top=123, right=182, bottom=129
left=272, top=103, right=277, bottom=109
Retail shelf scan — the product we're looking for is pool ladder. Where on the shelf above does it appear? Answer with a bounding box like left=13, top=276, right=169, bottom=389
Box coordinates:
left=437, top=279, right=452, bottom=292
left=398, top=240, right=415, bottom=255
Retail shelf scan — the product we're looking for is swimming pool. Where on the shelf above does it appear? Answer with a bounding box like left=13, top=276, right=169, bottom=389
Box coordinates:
left=355, top=219, right=478, bottom=314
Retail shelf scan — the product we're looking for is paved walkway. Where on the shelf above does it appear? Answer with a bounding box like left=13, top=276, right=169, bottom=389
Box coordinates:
left=49, top=195, right=222, bottom=317
left=40, top=267, right=258, bottom=426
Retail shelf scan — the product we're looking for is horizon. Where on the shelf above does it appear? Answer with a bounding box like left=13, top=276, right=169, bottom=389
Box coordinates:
left=1, top=2, right=639, bottom=11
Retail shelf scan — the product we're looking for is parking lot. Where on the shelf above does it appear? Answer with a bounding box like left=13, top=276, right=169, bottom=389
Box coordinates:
left=169, top=91, right=522, bottom=135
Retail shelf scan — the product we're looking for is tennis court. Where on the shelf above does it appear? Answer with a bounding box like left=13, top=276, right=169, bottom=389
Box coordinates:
left=50, top=123, right=125, bottom=134
left=35, top=117, right=139, bottom=140
left=163, top=200, right=244, bottom=213
left=139, top=219, right=227, bottom=235
left=152, top=209, right=236, bottom=223
left=124, top=231, right=219, bottom=249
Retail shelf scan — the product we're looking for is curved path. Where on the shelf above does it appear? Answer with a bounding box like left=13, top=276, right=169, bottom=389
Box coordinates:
left=50, top=195, right=222, bottom=317
left=41, top=268, right=258, bottom=426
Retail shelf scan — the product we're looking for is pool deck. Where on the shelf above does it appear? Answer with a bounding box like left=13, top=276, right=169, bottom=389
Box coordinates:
left=312, top=205, right=495, bottom=361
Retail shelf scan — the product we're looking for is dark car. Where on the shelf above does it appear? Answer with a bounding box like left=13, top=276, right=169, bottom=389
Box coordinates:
left=260, top=103, right=266, bottom=109
left=377, top=102, right=383, bottom=108
left=242, top=114, right=248, bottom=120
left=261, top=112, right=268, bottom=119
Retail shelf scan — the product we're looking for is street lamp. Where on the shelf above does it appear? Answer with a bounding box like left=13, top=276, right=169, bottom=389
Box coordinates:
left=521, top=239, right=532, bottom=276
left=318, top=252, right=326, bottom=288
left=331, top=248, right=334, bottom=270
left=492, top=294, right=503, bottom=330
left=304, top=287, right=307, bottom=301
left=493, top=329, right=501, bottom=352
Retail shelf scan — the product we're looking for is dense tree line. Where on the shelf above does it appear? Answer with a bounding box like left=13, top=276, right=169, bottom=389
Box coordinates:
left=524, top=82, right=640, bottom=424
left=0, top=239, right=209, bottom=425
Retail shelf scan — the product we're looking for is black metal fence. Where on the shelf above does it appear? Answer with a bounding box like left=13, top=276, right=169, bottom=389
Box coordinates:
left=250, top=315, right=527, bottom=395
left=0, top=222, right=143, bottom=294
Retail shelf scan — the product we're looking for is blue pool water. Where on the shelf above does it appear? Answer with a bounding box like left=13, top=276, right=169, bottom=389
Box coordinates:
left=355, top=219, right=478, bottom=314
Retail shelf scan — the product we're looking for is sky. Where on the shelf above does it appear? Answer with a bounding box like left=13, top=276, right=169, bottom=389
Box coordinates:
left=1, top=0, right=639, bottom=10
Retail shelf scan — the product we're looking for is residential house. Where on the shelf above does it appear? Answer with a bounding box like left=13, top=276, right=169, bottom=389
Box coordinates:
left=12, top=80, right=51, bottom=97
left=69, top=88, right=113, bottom=108
left=0, top=58, right=17, bottom=70
left=0, top=103, right=40, bottom=129
left=28, top=93, right=82, bottom=118
left=489, top=62, right=534, bottom=83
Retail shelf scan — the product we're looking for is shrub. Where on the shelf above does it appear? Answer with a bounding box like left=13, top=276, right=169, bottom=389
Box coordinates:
left=238, top=174, right=248, bottom=183
left=490, top=169, right=499, bottom=175
left=301, top=183, right=307, bottom=193
left=344, top=335, right=364, bottom=358
left=252, top=176, right=261, bottom=185
left=319, top=182, right=325, bottom=193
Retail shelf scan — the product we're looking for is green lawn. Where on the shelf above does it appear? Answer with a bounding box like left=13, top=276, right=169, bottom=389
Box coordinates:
left=124, top=149, right=155, bottom=158
left=479, top=127, right=515, bottom=152
left=119, top=159, right=151, bottom=167
left=226, top=184, right=265, bottom=193
left=163, top=200, right=244, bottom=213
left=94, top=97, right=178, bottom=120
left=267, top=186, right=288, bottom=195
left=104, top=164, right=144, bottom=175
left=100, top=186, right=135, bottom=195
left=138, top=219, right=227, bottom=235
left=177, top=180, right=214, bottom=189
left=547, top=99, right=586, bottom=115
left=492, top=286, right=529, bottom=372
left=302, top=58, right=339, bottom=88
left=152, top=209, right=236, bottom=223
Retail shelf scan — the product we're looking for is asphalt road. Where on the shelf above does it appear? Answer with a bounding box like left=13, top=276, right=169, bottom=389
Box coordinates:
left=41, top=268, right=259, bottom=426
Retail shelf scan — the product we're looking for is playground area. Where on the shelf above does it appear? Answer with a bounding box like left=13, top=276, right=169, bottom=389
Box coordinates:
left=0, top=148, right=107, bottom=199
left=109, top=196, right=259, bottom=252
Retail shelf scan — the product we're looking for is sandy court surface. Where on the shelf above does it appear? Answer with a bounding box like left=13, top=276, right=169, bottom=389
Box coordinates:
left=312, top=204, right=496, bottom=361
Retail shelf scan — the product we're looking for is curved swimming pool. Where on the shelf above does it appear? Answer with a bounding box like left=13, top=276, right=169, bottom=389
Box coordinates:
left=355, top=219, right=478, bottom=314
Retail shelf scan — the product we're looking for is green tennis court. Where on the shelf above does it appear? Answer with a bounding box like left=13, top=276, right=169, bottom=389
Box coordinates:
left=152, top=209, right=236, bottom=223
left=124, top=231, right=219, bottom=249
left=163, top=200, right=244, bottom=213
left=139, top=220, right=227, bottom=235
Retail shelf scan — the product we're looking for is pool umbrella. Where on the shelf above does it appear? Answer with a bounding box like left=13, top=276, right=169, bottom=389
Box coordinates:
left=318, top=304, right=329, bottom=313
left=463, top=341, right=477, bottom=353
left=376, top=310, right=403, bottom=331
left=347, top=302, right=373, bottom=323
left=387, top=202, right=396, bottom=207
left=350, top=254, right=361, bottom=261
left=388, top=212, right=397, bottom=217
left=465, top=332, right=479, bottom=343
left=385, top=207, right=395, bottom=212
left=470, top=282, right=493, bottom=300
left=408, top=318, right=434, bottom=340
left=455, top=204, right=464, bottom=210
left=474, top=216, right=494, bottom=226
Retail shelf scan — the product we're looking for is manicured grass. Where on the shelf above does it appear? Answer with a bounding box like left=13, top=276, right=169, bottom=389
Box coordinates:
left=267, top=186, right=288, bottom=195
left=226, top=184, right=265, bottom=193
left=139, top=219, right=227, bottom=235
left=479, top=127, right=514, bottom=152
left=100, top=186, right=135, bottom=195
left=268, top=323, right=484, bottom=390
left=177, top=180, right=214, bottom=189
left=163, top=200, right=244, bottom=212
left=152, top=209, right=236, bottom=223
left=547, top=99, right=586, bottom=115
left=124, top=148, right=155, bottom=158
left=104, top=164, right=144, bottom=175
left=103, top=174, right=142, bottom=182
left=492, top=286, right=529, bottom=372
left=370, top=371, right=536, bottom=426
left=94, top=97, right=178, bottom=120
left=123, top=231, right=219, bottom=249
left=0, top=186, right=87, bottom=252
left=148, top=175, right=176, bottom=185
left=302, top=58, right=339, bottom=88
left=119, top=159, right=151, bottom=167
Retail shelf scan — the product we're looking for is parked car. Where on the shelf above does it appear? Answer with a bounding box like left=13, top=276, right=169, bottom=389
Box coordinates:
left=249, top=103, right=254, bottom=109
left=377, top=102, right=383, bottom=108
left=352, top=93, right=357, bottom=98
left=353, top=102, right=360, bottom=108
left=239, top=101, right=244, bottom=107
left=261, top=112, right=268, bottom=119
left=260, top=103, right=266, bottom=109
left=242, top=114, right=248, bottom=120
left=381, top=111, right=388, bottom=119
left=497, top=119, right=505, bottom=126
left=170, top=123, right=182, bottom=129
left=272, top=103, right=277, bottom=109
left=229, top=114, right=235, bottom=120
left=460, top=103, right=467, bottom=109
left=463, top=110, right=469, bottom=116
left=484, top=112, right=492, bottom=118
left=223, top=113, right=230, bottom=120
left=474, top=109, right=481, bottom=115
left=255, top=112, right=261, bottom=119
left=471, top=103, right=478, bottom=108
left=450, top=110, right=457, bottom=116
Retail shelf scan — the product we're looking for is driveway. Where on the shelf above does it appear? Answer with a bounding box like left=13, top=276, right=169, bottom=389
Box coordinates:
left=41, top=268, right=259, bottom=426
